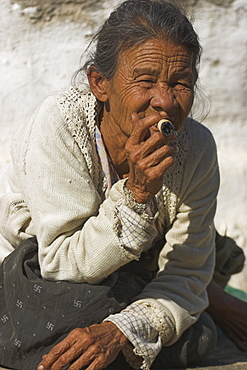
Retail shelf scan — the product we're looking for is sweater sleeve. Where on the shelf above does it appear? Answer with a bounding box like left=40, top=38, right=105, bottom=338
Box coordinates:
left=139, top=125, right=219, bottom=329
left=105, top=124, right=220, bottom=369
left=11, top=96, right=158, bottom=283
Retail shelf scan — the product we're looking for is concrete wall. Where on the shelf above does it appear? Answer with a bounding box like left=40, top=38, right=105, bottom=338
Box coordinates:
left=0, top=0, right=246, bottom=290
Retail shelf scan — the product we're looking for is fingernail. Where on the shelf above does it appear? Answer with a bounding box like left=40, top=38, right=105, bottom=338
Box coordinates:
left=37, top=366, right=44, bottom=370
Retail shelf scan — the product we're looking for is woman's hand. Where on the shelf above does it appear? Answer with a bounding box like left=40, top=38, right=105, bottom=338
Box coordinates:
left=125, top=113, right=177, bottom=203
left=207, top=281, right=247, bottom=352
left=37, top=322, right=128, bottom=370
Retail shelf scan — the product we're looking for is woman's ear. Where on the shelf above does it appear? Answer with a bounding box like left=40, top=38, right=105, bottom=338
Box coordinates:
left=87, top=66, right=109, bottom=102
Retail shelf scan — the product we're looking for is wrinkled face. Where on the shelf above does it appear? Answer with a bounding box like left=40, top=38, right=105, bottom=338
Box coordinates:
left=104, top=38, right=195, bottom=138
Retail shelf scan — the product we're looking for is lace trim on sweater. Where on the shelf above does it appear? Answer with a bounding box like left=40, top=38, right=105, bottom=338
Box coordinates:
left=57, top=86, right=107, bottom=198
left=157, top=120, right=191, bottom=229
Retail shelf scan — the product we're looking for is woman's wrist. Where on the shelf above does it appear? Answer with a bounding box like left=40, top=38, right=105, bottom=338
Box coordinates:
left=104, top=321, right=129, bottom=348
left=125, top=180, right=152, bottom=204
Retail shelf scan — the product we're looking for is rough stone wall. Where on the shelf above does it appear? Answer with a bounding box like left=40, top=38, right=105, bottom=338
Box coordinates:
left=0, top=0, right=247, bottom=290
left=10, top=0, right=104, bottom=23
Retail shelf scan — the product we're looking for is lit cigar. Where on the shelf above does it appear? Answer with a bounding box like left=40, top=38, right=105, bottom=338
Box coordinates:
left=157, top=119, right=175, bottom=137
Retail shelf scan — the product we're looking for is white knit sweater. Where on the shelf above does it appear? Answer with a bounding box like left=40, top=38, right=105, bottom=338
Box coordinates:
left=0, top=86, right=219, bottom=369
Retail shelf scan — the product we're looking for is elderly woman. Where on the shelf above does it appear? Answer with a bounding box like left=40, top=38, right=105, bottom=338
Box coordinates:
left=0, top=1, right=246, bottom=369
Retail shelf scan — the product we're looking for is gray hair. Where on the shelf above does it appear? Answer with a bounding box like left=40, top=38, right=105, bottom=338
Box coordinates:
left=75, top=0, right=201, bottom=83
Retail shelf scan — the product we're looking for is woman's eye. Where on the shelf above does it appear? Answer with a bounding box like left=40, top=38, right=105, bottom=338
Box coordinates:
left=138, top=78, right=155, bottom=87
left=172, top=82, right=192, bottom=91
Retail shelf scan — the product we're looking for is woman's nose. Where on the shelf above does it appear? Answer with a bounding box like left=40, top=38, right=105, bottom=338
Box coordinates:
left=150, top=86, right=178, bottom=111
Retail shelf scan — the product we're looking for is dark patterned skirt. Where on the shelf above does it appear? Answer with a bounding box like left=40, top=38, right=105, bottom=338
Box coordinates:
left=0, top=232, right=244, bottom=369
left=0, top=238, right=149, bottom=369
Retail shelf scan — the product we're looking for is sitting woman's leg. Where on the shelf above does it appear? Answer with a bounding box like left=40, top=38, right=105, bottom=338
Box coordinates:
left=0, top=238, right=149, bottom=370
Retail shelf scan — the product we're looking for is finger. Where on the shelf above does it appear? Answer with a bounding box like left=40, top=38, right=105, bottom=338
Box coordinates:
left=130, top=113, right=162, bottom=144
left=37, top=338, right=76, bottom=370
left=65, top=350, right=94, bottom=370
left=48, top=332, right=96, bottom=370
left=126, top=131, right=177, bottom=168
left=137, top=144, right=177, bottom=171
left=49, top=343, right=86, bottom=370
left=146, top=141, right=177, bottom=162
left=85, top=358, right=105, bottom=370
left=67, top=344, right=105, bottom=370
left=37, top=329, right=91, bottom=370
left=85, top=354, right=113, bottom=370
left=128, top=140, right=177, bottom=168
left=131, top=113, right=140, bottom=125
left=127, top=118, right=177, bottom=161
left=147, top=155, right=175, bottom=178
left=134, top=156, right=175, bottom=186
left=136, top=131, right=176, bottom=158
